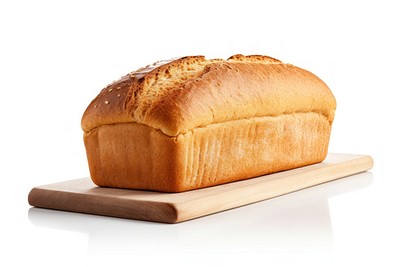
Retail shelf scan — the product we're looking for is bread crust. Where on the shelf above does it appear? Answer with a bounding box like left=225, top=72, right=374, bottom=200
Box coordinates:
left=82, top=55, right=336, bottom=136
left=81, top=54, right=336, bottom=192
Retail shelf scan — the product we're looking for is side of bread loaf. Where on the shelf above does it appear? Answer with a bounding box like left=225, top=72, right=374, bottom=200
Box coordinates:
left=82, top=55, right=336, bottom=192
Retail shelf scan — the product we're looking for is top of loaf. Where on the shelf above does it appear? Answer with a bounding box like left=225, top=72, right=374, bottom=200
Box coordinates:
left=81, top=54, right=336, bottom=136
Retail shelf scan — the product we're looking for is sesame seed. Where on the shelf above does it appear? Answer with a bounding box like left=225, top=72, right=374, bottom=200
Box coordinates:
left=94, top=104, right=98, bottom=108
left=116, top=86, right=121, bottom=90
left=117, top=94, right=121, bottom=97
left=108, top=88, right=113, bottom=92
left=104, top=100, right=110, bottom=104
left=236, top=69, right=239, bottom=72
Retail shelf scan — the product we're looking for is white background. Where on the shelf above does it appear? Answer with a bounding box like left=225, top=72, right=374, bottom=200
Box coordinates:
left=1, top=0, right=399, bottom=266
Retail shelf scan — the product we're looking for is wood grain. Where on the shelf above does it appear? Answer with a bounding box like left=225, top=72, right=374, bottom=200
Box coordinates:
left=28, top=154, right=373, bottom=223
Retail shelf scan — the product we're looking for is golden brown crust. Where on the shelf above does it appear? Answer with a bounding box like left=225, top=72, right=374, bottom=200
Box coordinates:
left=81, top=75, right=133, bottom=133
left=147, top=62, right=336, bottom=136
left=81, top=54, right=336, bottom=137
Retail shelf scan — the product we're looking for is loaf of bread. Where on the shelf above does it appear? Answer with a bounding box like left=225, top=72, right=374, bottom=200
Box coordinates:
left=82, top=54, right=336, bottom=192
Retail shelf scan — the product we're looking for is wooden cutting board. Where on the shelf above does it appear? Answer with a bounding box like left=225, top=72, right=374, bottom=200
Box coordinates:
left=28, top=153, right=373, bottom=223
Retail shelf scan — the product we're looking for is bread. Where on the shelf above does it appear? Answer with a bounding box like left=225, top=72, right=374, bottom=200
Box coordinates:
left=81, top=54, right=336, bottom=192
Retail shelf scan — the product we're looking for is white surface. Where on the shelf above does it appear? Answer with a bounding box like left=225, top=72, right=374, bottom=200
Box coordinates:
left=0, top=0, right=399, bottom=266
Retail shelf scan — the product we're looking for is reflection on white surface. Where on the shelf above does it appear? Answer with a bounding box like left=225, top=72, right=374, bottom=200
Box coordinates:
left=28, top=172, right=373, bottom=254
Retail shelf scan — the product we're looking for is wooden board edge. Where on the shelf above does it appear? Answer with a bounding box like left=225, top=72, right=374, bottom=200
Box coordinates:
left=28, top=187, right=179, bottom=224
